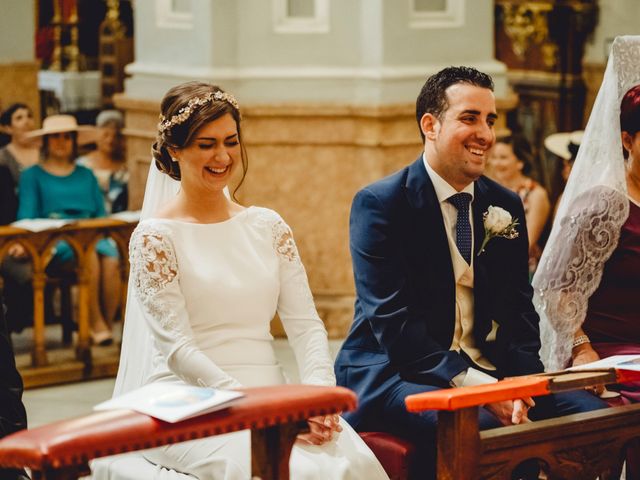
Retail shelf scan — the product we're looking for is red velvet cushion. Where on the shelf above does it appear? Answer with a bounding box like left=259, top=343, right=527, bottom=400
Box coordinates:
left=359, top=431, right=414, bottom=480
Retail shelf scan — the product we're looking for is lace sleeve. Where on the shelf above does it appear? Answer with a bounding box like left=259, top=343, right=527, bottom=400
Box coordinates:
left=262, top=211, right=335, bottom=386
left=534, top=187, right=628, bottom=370
left=129, top=224, right=242, bottom=389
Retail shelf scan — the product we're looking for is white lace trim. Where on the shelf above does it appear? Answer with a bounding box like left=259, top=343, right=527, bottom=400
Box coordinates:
left=272, top=219, right=299, bottom=262
left=535, top=188, right=628, bottom=370
left=614, top=36, right=640, bottom=101
left=252, top=208, right=300, bottom=263
left=130, top=222, right=180, bottom=331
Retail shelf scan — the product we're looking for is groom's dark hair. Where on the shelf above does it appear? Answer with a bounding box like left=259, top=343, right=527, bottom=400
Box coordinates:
left=416, top=66, right=494, bottom=141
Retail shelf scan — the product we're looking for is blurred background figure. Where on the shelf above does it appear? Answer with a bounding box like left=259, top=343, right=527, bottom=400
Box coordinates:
left=77, top=110, right=128, bottom=214
left=0, top=104, right=40, bottom=334
left=488, top=134, right=550, bottom=277
left=544, top=130, right=584, bottom=218
left=18, top=114, right=120, bottom=346
left=0, top=104, right=40, bottom=185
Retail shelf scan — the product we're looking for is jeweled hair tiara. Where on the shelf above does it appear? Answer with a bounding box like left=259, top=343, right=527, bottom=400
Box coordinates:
left=158, top=91, right=240, bottom=133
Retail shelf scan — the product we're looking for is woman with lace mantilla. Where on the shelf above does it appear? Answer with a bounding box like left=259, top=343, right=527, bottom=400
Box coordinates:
left=92, top=82, right=388, bottom=480
left=534, top=37, right=640, bottom=402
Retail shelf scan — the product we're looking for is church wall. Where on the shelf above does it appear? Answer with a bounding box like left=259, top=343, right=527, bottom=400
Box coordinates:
left=0, top=0, right=39, bottom=117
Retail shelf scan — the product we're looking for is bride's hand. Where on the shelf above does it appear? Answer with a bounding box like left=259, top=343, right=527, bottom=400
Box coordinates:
left=296, top=414, right=342, bottom=445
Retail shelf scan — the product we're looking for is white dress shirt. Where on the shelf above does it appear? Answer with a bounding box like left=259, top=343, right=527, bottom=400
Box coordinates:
left=422, top=154, right=497, bottom=387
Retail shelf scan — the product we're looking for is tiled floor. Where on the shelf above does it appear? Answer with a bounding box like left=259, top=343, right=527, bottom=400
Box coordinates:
left=22, top=338, right=344, bottom=428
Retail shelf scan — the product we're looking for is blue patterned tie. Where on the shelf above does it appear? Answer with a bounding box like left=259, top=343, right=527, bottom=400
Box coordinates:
left=447, top=193, right=473, bottom=265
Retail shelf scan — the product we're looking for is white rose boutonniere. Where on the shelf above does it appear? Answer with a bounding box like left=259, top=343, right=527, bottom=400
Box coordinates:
left=479, top=206, right=519, bottom=255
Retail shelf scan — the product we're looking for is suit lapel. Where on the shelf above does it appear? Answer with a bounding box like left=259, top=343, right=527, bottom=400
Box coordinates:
left=404, top=157, right=453, bottom=279
left=403, top=156, right=456, bottom=325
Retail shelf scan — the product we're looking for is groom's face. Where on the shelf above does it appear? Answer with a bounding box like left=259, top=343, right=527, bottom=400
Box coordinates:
left=422, top=83, right=497, bottom=190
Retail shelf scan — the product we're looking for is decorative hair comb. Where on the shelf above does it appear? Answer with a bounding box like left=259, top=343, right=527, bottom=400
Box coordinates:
left=158, top=91, right=240, bottom=133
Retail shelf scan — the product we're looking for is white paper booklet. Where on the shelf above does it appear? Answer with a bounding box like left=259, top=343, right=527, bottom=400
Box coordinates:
left=568, top=354, right=640, bottom=372
left=94, top=383, right=244, bottom=423
left=110, top=210, right=141, bottom=223
left=10, top=218, right=75, bottom=232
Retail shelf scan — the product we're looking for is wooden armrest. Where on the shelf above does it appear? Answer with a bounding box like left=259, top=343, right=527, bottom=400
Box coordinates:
left=405, top=377, right=549, bottom=412
left=0, top=385, right=356, bottom=472
left=405, top=368, right=640, bottom=412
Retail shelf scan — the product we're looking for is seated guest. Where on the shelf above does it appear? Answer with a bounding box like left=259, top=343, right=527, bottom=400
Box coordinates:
left=534, top=35, right=640, bottom=479
left=488, top=135, right=550, bottom=276
left=77, top=110, right=128, bottom=213
left=543, top=130, right=583, bottom=218
left=334, top=66, right=606, bottom=480
left=0, top=291, right=29, bottom=480
left=76, top=110, right=126, bottom=325
left=0, top=103, right=40, bottom=181
left=18, top=115, right=118, bottom=345
left=0, top=103, right=39, bottom=333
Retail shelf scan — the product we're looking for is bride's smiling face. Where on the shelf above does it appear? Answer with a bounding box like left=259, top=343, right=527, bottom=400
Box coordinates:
left=172, top=113, right=241, bottom=193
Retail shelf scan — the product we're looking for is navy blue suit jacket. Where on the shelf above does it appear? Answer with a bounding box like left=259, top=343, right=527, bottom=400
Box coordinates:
left=334, top=157, right=544, bottom=428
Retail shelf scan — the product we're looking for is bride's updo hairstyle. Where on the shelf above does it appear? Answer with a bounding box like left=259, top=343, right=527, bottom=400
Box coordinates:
left=152, top=81, right=247, bottom=196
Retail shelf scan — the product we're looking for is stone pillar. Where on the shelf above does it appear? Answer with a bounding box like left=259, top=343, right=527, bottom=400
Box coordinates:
left=117, top=0, right=514, bottom=336
left=0, top=0, right=39, bottom=120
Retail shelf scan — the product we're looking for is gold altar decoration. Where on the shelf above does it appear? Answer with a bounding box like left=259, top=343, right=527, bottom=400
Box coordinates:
left=49, top=0, right=63, bottom=71
left=501, top=2, right=557, bottom=68
left=47, top=0, right=82, bottom=72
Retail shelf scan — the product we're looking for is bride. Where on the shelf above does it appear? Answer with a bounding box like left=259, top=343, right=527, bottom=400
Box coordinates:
left=92, top=82, right=388, bottom=479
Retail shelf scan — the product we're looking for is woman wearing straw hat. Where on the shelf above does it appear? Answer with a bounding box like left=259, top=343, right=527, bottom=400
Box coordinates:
left=17, top=114, right=118, bottom=345
left=543, top=130, right=583, bottom=218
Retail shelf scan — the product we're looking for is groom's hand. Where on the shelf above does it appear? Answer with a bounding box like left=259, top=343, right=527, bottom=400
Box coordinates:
left=486, top=397, right=534, bottom=425
left=511, top=397, right=534, bottom=424
left=297, top=414, right=343, bottom=445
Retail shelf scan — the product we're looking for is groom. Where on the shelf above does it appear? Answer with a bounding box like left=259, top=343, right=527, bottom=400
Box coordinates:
left=334, top=66, right=606, bottom=478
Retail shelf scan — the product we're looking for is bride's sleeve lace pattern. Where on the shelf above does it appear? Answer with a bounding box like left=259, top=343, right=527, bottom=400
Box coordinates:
left=253, top=207, right=300, bottom=264
left=130, top=222, right=180, bottom=330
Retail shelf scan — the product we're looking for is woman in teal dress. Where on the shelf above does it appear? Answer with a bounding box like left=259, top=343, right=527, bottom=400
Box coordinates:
left=18, top=115, right=119, bottom=345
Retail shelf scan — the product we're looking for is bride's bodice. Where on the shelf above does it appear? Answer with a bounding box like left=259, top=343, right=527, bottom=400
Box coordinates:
left=128, top=206, right=335, bottom=389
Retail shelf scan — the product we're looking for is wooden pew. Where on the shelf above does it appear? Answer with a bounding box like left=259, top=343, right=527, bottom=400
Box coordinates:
left=0, top=384, right=356, bottom=480
left=0, top=218, right=137, bottom=387
left=405, top=369, right=640, bottom=479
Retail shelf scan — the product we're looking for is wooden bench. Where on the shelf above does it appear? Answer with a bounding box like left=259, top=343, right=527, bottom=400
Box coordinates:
left=0, top=384, right=356, bottom=480
left=0, top=218, right=136, bottom=387
left=405, top=369, right=640, bottom=479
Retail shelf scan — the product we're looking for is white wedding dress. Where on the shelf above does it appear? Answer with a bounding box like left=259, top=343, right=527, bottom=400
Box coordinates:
left=91, top=206, right=388, bottom=480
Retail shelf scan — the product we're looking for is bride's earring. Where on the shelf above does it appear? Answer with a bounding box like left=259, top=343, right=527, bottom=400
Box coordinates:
left=171, top=157, right=179, bottom=163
